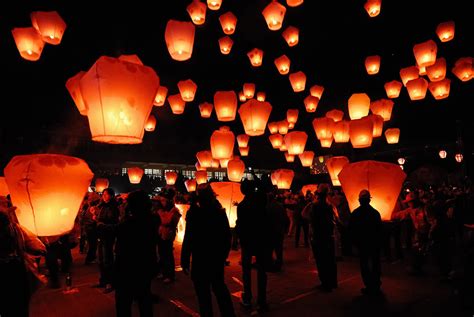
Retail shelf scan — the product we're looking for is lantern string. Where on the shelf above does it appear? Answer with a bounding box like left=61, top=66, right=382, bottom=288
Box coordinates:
left=24, top=161, right=39, bottom=235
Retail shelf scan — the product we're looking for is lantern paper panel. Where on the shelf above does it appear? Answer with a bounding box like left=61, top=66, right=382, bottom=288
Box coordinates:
left=168, top=94, right=187, bottom=114
left=210, top=182, right=244, bottom=228
left=218, top=36, right=233, bottom=54
left=243, top=83, right=256, bottom=99
left=333, top=120, right=350, bottom=143
left=165, top=171, right=178, bottom=185
left=268, top=122, right=279, bottom=134
left=400, top=66, right=419, bottom=86
left=227, top=158, right=245, bottom=182
left=289, top=71, right=306, bottom=92
left=282, top=26, right=299, bottom=47
left=239, top=100, right=272, bottom=136
left=237, top=134, right=250, bottom=148
left=287, top=109, right=299, bottom=124
left=370, top=99, right=394, bottom=121
left=185, top=179, right=197, bottom=192
left=214, top=91, right=237, bottom=121
left=128, top=167, right=144, bottom=184
left=406, top=77, right=429, bottom=101
left=247, top=48, right=264, bottom=67
left=436, top=21, right=455, bottom=42
left=274, top=55, right=291, bottom=75
left=369, top=114, right=384, bottom=137
left=320, top=137, right=334, bottom=148
left=66, top=71, right=88, bottom=116
left=195, top=162, right=206, bottom=171
left=262, top=1, right=287, bottom=31
left=279, top=143, right=288, bottom=152
left=385, top=128, right=400, bottom=144
left=12, top=27, right=45, bottom=61
left=278, top=121, right=289, bottom=135
left=304, top=96, right=319, bottom=113
left=30, top=11, right=66, bottom=45
left=165, top=20, right=195, bottom=61
left=272, top=169, right=295, bottom=189
left=310, top=85, right=324, bottom=99
left=426, top=58, right=447, bottom=82
left=349, top=117, right=374, bottom=148
left=428, top=78, right=451, bottom=100
left=312, top=117, right=335, bottom=140
left=154, top=86, right=168, bottom=106
left=365, top=55, right=381, bottom=75
left=284, top=131, right=308, bottom=155
left=199, top=102, right=213, bottom=118
left=326, top=156, right=349, bottom=186
left=145, top=114, right=156, bottom=132
left=384, top=80, right=403, bottom=99
left=257, top=92, right=266, bottom=101
left=452, top=57, right=473, bottom=82
left=413, top=40, right=437, bottom=68
left=210, top=126, right=235, bottom=159
left=178, top=79, right=197, bottom=102
left=364, top=0, right=381, bottom=17
left=239, top=146, right=249, bottom=156
left=288, top=122, right=295, bottom=129
left=0, top=177, right=9, bottom=196
left=118, top=54, right=144, bottom=65
left=348, top=93, right=371, bottom=120
left=95, top=178, right=109, bottom=193
left=419, top=66, right=427, bottom=76
left=239, top=92, right=247, bottom=102
left=187, top=0, right=207, bottom=25
left=219, top=11, right=237, bottom=35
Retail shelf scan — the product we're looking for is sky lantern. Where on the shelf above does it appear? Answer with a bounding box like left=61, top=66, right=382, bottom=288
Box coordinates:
left=413, top=40, right=437, bottom=68
left=211, top=159, right=220, bottom=168
left=145, top=114, right=156, bottom=132
left=168, top=94, right=187, bottom=114
left=426, top=58, right=446, bottom=82
left=66, top=71, right=88, bottom=116
left=364, top=0, right=381, bottom=17
left=178, top=79, right=197, bottom=102
left=218, top=36, right=233, bottom=54
left=428, top=78, right=451, bottom=100
left=219, top=157, right=232, bottom=168
left=195, top=162, right=206, bottom=171
left=199, top=102, right=213, bottom=118
left=399, top=66, right=419, bottom=86
left=128, top=167, right=144, bottom=184
left=227, top=157, right=245, bottom=182
left=439, top=150, right=447, bottom=159
left=207, top=0, right=222, bottom=10
left=365, top=55, right=381, bottom=75
left=288, top=122, right=295, bottom=129
left=238, top=92, right=247, bottom=102
left=436, top=21, right=455, bottom=42
left=370, top=99, right=393, bottom=121
left=11, top=27, right=45, bottom=61
left=309, top=85, right=324, bottom=99
left=247, top=48, right=264, bottom=67
left=30, top=11, right=66, bottom=45
left=210, top=126, right=235, bottom=159
left=333, top=120, right=350, bottom=143
left=406, top=77, right=428, bottom=100
left=287, top=0, right=304, bottom=7
left=299, top=151, right=314, bottom=167
left=419, top=66, right=427, bottom=76
left=239, top=99, right=272, bottom=136
left=269, top=134, right=283, bottom=149
left=278, top=120, right=289, bottom=135
left=326, top=156, right=349, bottom=186
left=165, top=20, right=195, bottom=61
left=349, top=117, right=374, bottom=148
left=348, top=93, right=370, bottom=120
left=312, top=117, right=335, bottom=140
left=210, top=182, right=244, bottom=228
left=274, top=55, right=291, bottom=75
left=154, top=86, right=168, bottom=106
left=239, top=146, right=249, bottom=156
left=187, top=0, right=207, bottom=25
left=195, top=171, right=208, bottom=184
left=272, top=169, right=295, bottom=189
left=268, top=122, right=279, bottom=134
left=0, top=177, right=9, bottom=196
left=279, top=143, right=288, bottom=152
left=282, top=26, right=299, bottom=47
left=257, top=92, right=266, bottom=101
left=369, top=114, right=384, bottom=137
left=338, top=160, right=406, bottom=220
left=219, top=11, right=237, bottom=35
left=285, top=153, right=295, bottom=162
left=165, top=171, right=178, bottom=185
left=185, top=179, right=197, bottom=192
left=95, top=178, right=109, bottom=193
left=117, top=54, right=144, bottom=65
left=214, top=91, right=237, bottom=121
left=196, top=150, right=213, bottom=168
left=301, top=184, right=317, bottom=195
left=287, top=109, right=299, bottom=125
left=385, top=128, right=400, bottom=144
left=262, top=1, right=287, bottom=31
left=452, top=57, right=473, bottom=82
left=237, top=134, right=250, bottom=148
left=384, top=80, right=402, bottom=99
left=284, top=131, right=308, bottom=155
left=302, top=96, right=319, bottom=113
left=243, top=83, right=256, bottom=99
left=289, top=71, right=306, bottom=92
left=325, top=109, right=344, bottom=122
left=4, top=154, right=93, bottom=236
left=79, top=56, right=159, bottom=144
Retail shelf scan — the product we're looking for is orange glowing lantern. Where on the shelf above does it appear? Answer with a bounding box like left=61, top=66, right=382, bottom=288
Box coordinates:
left=79, top=56, right=159, bottom=144
left=406, top=77, right=428, bottom=100
left=199, top=102, right=213, bottom=118
left=439, top=150, right=447, bottom=159
left=219, top=12, right=237, bottom=35
left=128, top=167, right=144, bottom=184
left=365, top=55, right=381, bottom=75
left=214, top=91, right=237, bottom=121
left=333, top=120, right=350, bottom=143
left=210, top=182, right=244, bottom=228
left=227, top=157, right=245, bottom=182
left=239, top=92, right=247, bottom=102
left=195, top=162, right=206, bottom=171
left=369, top=114, right=384, bottom=137
left=30, top=11, right=66, bottom=45
left=370, top=99, right=393, bottom=121
left=237, top=134, right=250, bottom=148
left=187, top=0, right=207, bottom=25
left=278, top=120, right=289, bottom=135
left=239, top=100, right=272, bottom=136
left=452, top=57, right=473, bottom=82
left=413, top=40, right=437, bottom=68
left=196, top=150, right=213, bottom=168
left=268, top=122, right=279, bottom=134
left=165, top=171, right=178, bottom=185
left=271, top=169, right=295, bottom=190
left=285, top=153, right=295, bottom=162
left=11, top=27, right=45, bottom=61
left=349, top=117, right=374, bottom=148
left=239, top=146, right=249, bottom=156
left=4, top=154, right=93, bottom=236
left=211, top=159, right=220, bottom=169
left=269, top=134, right=284, bottom=149
left=257, top=92, right=266, bottom=101
left=95, top=178, right=109, bottom=193
left=426, top=58, right=446, bottom=82
left=419, top=66, right=427, bottom=76
left=218, top=36, right=233, bottom=54
left=312, top=117, right=335, bottom=141
left=325, top=109, right=344, bottom=122
left=243, top=83, right=256, bottom=99
left=428, top=79, right=451, bottom=100
left=338, top=160, right=406, bottom=220
left=145, top=114, right=156, bottom=132
left=288, top=122, right=295, bottom=129
left=301, top=184, right=317, bottom=195
left=117, top=54, right=144, bottom=65
left=0, top=177, right=9, bottom=196
left=210, top=126, right=235, bottom=159
left=299, top=151, right=314, bottom=167
left=247, top=48, right=264, bottom=67
left=207, top=0, right=222, bottom=10
left=66, top=71, right=87, bottom=116
left=287, top=0, right=304, bottom=7
left=385, top=128, right=400, bottom=144
left=284, top=131, right=308, bottom=155
left=195, top=171, right=208, bottom=184
left=219, top=157, right=232, bottom=168
left=154, top=86, right=168, bottom=107
left=168, top=94, right=187, bottom=114
left=178, top=79, right=197, bottom=102
left=326, top=156, right=349, bottom=186
left=436, top=21, right=455, bottom=43
left=400, top=66, right=419, bottom=86
left=364, top=0, right=381, bottom=17
left=320, top=137, right=333, bottom=148
left=384, top=80, right=402, bottom=99
left=274, top=55, right=291, bottom=75
left=165, top=20, right=195, bottom=61
left=262, top=1, right=286, bottom=31
left=289, top=71, right=306, bottom=92
left=310, top=85, right=324, bottom=99
left=348, top=93, right=370, bottom=120
left=282, top=26, right=299, bottom=47
left=185, top=179, right=197, bottom=192
left=304, top=96, right=319, bottom=113
left=279, top=143, right=288, bottom=152
left=287, top=109, right=299, bottom=125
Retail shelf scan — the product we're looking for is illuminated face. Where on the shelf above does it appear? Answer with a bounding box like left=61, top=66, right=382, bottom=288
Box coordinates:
left=102, top=191, right=112, bottom=203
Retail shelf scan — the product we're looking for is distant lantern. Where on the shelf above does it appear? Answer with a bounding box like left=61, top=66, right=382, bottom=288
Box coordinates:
left=4, top=154, right=93, bottom=236
left=365, top=55, right=381, bottom=75
left=369, top=114, right=384, bottom=137
left=165, top=20, right=195, bottom=61
left=66, top=71, right=88, bottom=116
left=211, top=159, right=220, bottom=168
left=262, top=1, right=287, bottom=31
left=214, top=91, right=237, bottom=121
left=165, top=171, right=178, bottom=185
left=219, top=11, right=237, bottom=35
left=284, top=131, right=308, bottom=155
left=272, top=169, right=295, bottom=189
left=168, top=94, right=187, bottom=114
left=239, top=99, right=272, bottom=136
left=338, top=160, right=406, bottom=220
left=219, top=157, right=232, bottom=168
left=385, top=128, right=400, bottom=144
left=210, top=126, right=235, bottom=159
left=268, top=122, right=279, bottom=134
left=304, top=96, right=320, bottom=113
left=289, top=71, right=306, bottom=92
left=185, top=179, right=197, bottom=192
left=400, top=66, right=420, bottom=86
left=279, top=143, right=288, bottom=152
left=428, top=78, right=451, bottom=100
left=128, top=167, right=144, bottom=184
left=439, top=150, right=447, bottom=159
left=11, top=27, right=45, bottom=61
left=247, top=48, right=264, bottom=67
left=310, top=85, right=325, bottom=99
left=312, top=117, right=335, bottom=140
left=301, top=184, right=317, bottom=195
left=299, top=151, right=314, bottom=167
left=397, top=157, right=405, bottom=165
left=187, top=0, right=207, bottom=25
left=210, top=182, right=244, bottom=228
left=195, top=162, right=206, bottom=171
left=274, top=55, right=291, bottom=75
left=333, top=120, right=350, bottom=143
left=218, top=36, right=233, bottom=54
left=426, top=58, right=447, bottom=82
left=30, top=11, right=66, bottom=45
left=0, top=177, right=9, bottom=196
left=178, top=79, right=197, bottom=102
left=384, top=80, right=403, bottom=98
left=320, top=137, right=333, bottom=148
left=207, top=0, right=222, bottom=10
left=278, top=120, right=289, bottom=135
left=95, top=178, right=109, bottom=193
left=154, top=86, right=168, bottom=106
left=285, top=153, right=295, bottom=162
left=282, top=26, right=299, bottom=47
left=269, top=134, right=284, bottom=149
left=326, top=109, right=344, bottom=122
left=287, top=0, right=304, bottom=7
left=287, top=109, right=299, bottom=125
left=243, top=83, right=256, bottom=99
left=195, top=170, right=208, bottom=184
left=349, top=117, right=374, bottom=148
left=239, top=92, right=247, bottom=102
left=419, top=66, right=427, bottom=76
left=348, top=93, right=370, bottom=120
left=288, top=122, right=295, bottom=129
left=452, top=57, right=473, bottom=82
left=239, top=146, right=249, bottom=156
left=436, top=21, right=455, bottom=42
left=227, top=157, right=245, bottom=182
left=257, top=92, right=266, bottom=101
left=79, top=56, right=159, bottom=144
left=364, top=0, right=381, bottom=17
left=413, top=40, right=437, bottom=68
left=196, top=150, right=213, bottom=168
left=145, top=114, right=157, bottom=132
left=455, top=153, right=463, bottom=163
left=370, top=99, right=394, bottom=121
left=406, top=77, right=429, bottom=100
left=237, top=134, right=250, bottom=148
left=199, top=102, right=213, bottom=118
left=326, top=156, right=350, bottom=186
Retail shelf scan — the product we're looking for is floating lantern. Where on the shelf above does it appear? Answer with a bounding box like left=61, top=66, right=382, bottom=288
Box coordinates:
left=185, top=179, right=197, bottom=192
left=419, top=66, right=427, bottom=76
left=413, top=40, right=437, bottom=68
left=30, top=11, right=66, bottom=45
left=312, top=117, right=335, bottom=140
left=238, top=99, right=272, bottom=136
left=271, top=169, right=295, bottom=189
left=219, top=11, right=237, bottom=35
left=320, top=137, right=333, bottom=148
left=287, top=109, right=299, bottom=125
left=406, top=77, right=428, bottom=100
left=239, top=92, right=247, bottom=102
left=168, top=94, right=187, bottom=114
left=364, top=0, right=381, bottom=17
left=299, top=151, right=314, bottom=167
left=239, top=146, right=249, bottom=156
left=195, top=162, right=206, bottom=171
left=274, top=55, right=291, bottom=75
left=154, top=86, right=168, bottom=106
left=262, top=1, right=286, bottom=31
left=349, top=117, right=374, bottom=148
left=326, top=109, right=344, bottom=122
left=310, top=85, right=324, bottom=99
left=385, top=128, right=400, bottom=144
left=210, top=182, right=244, bottom=228
left=436, top=21, right=455, bottom=43
left=285, top=153, right=295, bottom=162
left=218, top=36, right=233, bottom=54
left=452, top=57, right=473, bottom=82
left=278, top=120, right=289, bottom=135
left=187, top=0, right=207, bottom=25
left=287, top=0, right=304, bottom=7
left=247, top=48, right=264, bottom=67
left=164, top=20, right=195, bottom=61
left=199, top=102, right=213, bottom=118
left=214, top=91, right=237, bottom=121
left=219, top=157, right=232, bottom=168
left=439, top=150, right=447, bottom=159
left=455, top=153, right=463, bottom=163
left=400, top=66, right=419, bottom=86
left=195, top=170, right=208, bottom=184
left=227, top=157, right=245, bottom=182
left=333, top=120, right=350, bottom=143
left=94, top=179, right=109, bottom=193
left=284, top=131, right=308, bottom=155
left=128, top=167, right=144, bottom=184
left=237, top=134, right=250, bottom=148
left=384, top=80, right=403, bottom=98
left=66, top=71, right=87, bottom=115
left=165, top=171, right=178, bottom=185
left=348, top=93, right=370, bottom=120
left=210, top=126, right=235, bottom=159
left=369, top=114, right=384, bottom=137
left=370, top=99, right=393, bottom=121
left=365, top=55, right=381, bottom=75
left=301, top=184, right=317, bottom=195
left=428, top=78, right=451, bottom=100
left=243, top=83, right=256, bottom=99
left=279, top=143, right=288, bottom=152
left=211, top=159, right=220, bottom=168
left=426, top=58, right=446, bottom=82
left=0, top=177, right=9, bottom=196
left=11, top=27, right=45, bottom=61
left=282, top=26, right=299, bottom=46
left=145, top=114, right=156, bottom=132
left=288, top=122, right=295, bottom=129
left=268, top=122, right=279, bottom=134
left=289, top=71, right=306, bottom=92
left=178, top=79, right=197, bottom=102
left=196, top=151, right=213, bottom=168
left=326, top=156, right=349, bottom=186
left=304, top=96, right=319, bottom=113
left=269, top=134, right=284, bottom=149
left=207, top=0, right=222, bottom=10
left=257, top=92, right=266, bottom=101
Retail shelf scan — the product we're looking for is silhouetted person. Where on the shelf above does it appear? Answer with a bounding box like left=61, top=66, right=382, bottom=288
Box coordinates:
left=267, top=189, right=286, bottom=271
left=181, top=184, right=236, bottom=317
left=349, top=190, right=383, bottom=295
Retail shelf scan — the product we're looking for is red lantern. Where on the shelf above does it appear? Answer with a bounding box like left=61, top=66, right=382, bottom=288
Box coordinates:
left=303, top=95, right=319, bottom=113
left=195, top=171, right=208, bottom=184
left=269, top=134, right=284, bottom=149
left=268, top=122, right=279, bottom=134
left=312, top=117, right=335, bottom=140
left=452, top=57, right=473, bottom=82
left=426, top=58, right=447, bottom=82
left=154, top=86, right=168, bottom=107
left=168, top=94, right=187, bottom=114
left=178, top=79, right=197, bottom=102
left=165, top=171, right=178, bottom=185
left=247, top=48, right=264, bottom=67
left=210, top=126, right=235, bottom=159
left=239, top=146, right=249, bottom=157
left=95, top=178, right=109, bottom=193
left=278, top=120, right=289, bottom=135
left=419, top=66, right=427, bottom=76
left=299, top=151, right=314, bottom=167
left=243, top=83, right=256, bottom=99
left=287, top=109, right=299, bottom=125
left=271, top=169, right=295, bottom=189
left=326, top=109, right=344, bottom=122
left=282, top=26, right=299, bottom=47
left=428, top=79, right=451, bottom=100
left=227, top=157, right=245, bottom=182
left=368, top=114, right=383, bottom=137
left=274, top=55, right=291, bottom=75
left=219, top=11, right=237, bottom=35
left=262, top=1, right=287, bottom=31
left=195, top=162, right=206, bottom=171
left=207, top=0, right=222, bottom=10
left=218, top=36, right=233, bottom=54
left=385, top=128, right=400, bottom=144
left=333, top=120, right=350, bottom=143
left=239, top=92, right=247, bottom=102
left=384, top=80, right=403, bottom=99
left=238, top=100, right=272, bottom=136
left=211, top=159, right=220, bottom=169
left=11, top=27, right=45, bottom=61
left=349, top=117, right=374, bottom=148
left=210, top=182, right=244, bottom=228
left=310, top=85, right=324, bottom=99
left=257, top=92, right=266, bottom=101
left=284, top=131, right=308, bottom=155
left=326, top=156, right=349, bottom=186
left=413, top=40, right=437, bottom=68
left=365, top=55, right=381, bottom=75
left=219, top=157, right=232, bottom=168
left=289, top=71, right=306, bottom=92
left=320, top=137, right=334, bottom=148
left=128, top=167, right=144, bottom=184
left=165, top=20, right=195, bottom=61
left=185, top=179, right=197, bottom=192
left=214, top=91, right=237, bottom=121
left=196, top=151, right=213, bottom=168
left=400, top=66, right=420, bottom=86
left=285, top=153, right=295, bottom=162
left=237, top=134, right=250, bottom=148
left=301, top=184, right=317, bottom=195
left=199, top=102, right=213, bottom=118
left=287, top=0, right=304, bottom=7
left=145, top=114, right=156, bottom=132
left=364, top=0, right=381, bottom=17
left=187, top=0, right=207, bottom=25
left=370, top=99, right=393, bottom=121
left=118, top=54, right=143, bottom=65
left=348, top=93, right=370, bottom=120
left=30, top=11, right=66, bottom=45
left=436, top=21, right=455, bottom=43
left=0, top=177, right=9, bottom=196
left=406, top=77, right=429, bottom=101
left=66, top=71, right=87, bottom=115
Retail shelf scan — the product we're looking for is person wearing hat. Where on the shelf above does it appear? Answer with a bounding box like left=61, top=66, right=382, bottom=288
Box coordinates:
left=349, top=189, right=383, bottom=295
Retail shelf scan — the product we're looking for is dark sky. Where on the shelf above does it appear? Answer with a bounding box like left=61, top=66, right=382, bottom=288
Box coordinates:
left=1, top=0, right=473, bottom=171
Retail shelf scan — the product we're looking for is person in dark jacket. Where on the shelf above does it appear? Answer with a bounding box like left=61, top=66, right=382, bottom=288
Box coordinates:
left=349, top=189, right=383, bottom=295
left=267, top=189, right=286, bottom=271
left=181, top=184, right=235, bottom=317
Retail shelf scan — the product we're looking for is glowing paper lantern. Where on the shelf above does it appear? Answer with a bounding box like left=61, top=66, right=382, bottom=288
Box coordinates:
left=185, top=179, right=197, bottom=192
left=426, top=58, right=446, bottom=82
left=310, top=85, right=324, bottom=99
left=165, top=20, right=195, bottom=61
left=271, top=169, right=295, bottom=189
left=385, top=128, right=400, bottom=144
left=165, top=171, right=178, bottom=185
left=219, top=12, right=237, bottom=35
left=239, top=92, right=247, bottom=102
left=287, top=0, right=304, bottom=7
left=187, top=0, right=207, bottom=25
left=299, top=151, right=314, bottom=167
left=262, top=1, right=286, bottom=31
left=452, top=57, right=473, bottom=82
left=128, top=167, right=144, bottom=184
left=301, top=184, right=317, bottom=195
left=284, top=131, right=307, bottom=155
left=413, top=40, right=437, bottom=68
left=219, top=157, right=232, bottom=168
left=428, top=79, right=451, bottom=100
left=218, top=36, right=233, bottom=54
left=11, top=27, right=45, bottom=61
left=278, top=120, right=289, bottom=135
left=436, top=21, right=455, bottom=43
left=326, top=156, right=349, bottom=186
left=66, top=71, right=88, bottom=116
left=95, top=178, right=109, bottom=193
left=30, top=11, right=66, bottom=45
left=348, top=93, right=370, bottom=120
left=196, top=151, right=213, bottom=168
left=211, top=159, right=220, bottom=169
left=178, top=79, right=197, bottom=102
left=369, top=114, right=384, bottom=137
left=168, top=94, right=186, bottom=114
left=207, top=0, right=222, bottom=10
left=238, top=100, right=272, bottom=136
left=333, top=120, right=350, bottom=143
left=285, top=153, right=295, bottom=162
left=210, top=182, right=244, bottom=228
left=269, top=134, right=284, bottom=149
left=118, top=54, right=143, bottom=65
left=384, top=80, right=402, bottom=99
left=210, top=126, right=235, bottom=159
left=400, top=66, right=419, bottom=86
left=227, top=157, right=245, bottom=182
left=304, top=96, right=319, bottom=113
left=338, top=160, right=406, bottom=220
left=349, top=117, right=374, bottom=148
left=154, top=86, right=168, bottom=106
left=279, top=143, right=288, bottom=152
left=288, top=122, right=295, bottom=129
left=145, top=114, right=156, bottom=132
left=282, top=26, right=299, bottom=47
left=199, top=102, right=213, bottom=118
left=195, top=171, right=208, bottom=184
left=406, top=77, right=428, bottom=100
left=287, top=109, right=299, bottom=125
left=79, top=56, right=159, bottom=144
left=320, top=137, right=333, bottom=148
left=365, top=55, right=381, bottom=75
left=195, top=162, right=206, bottom=171
left=237, top=134, right=250, bottom=148
left=239, top=147, right=249, bottom=156
left=419, top=66, right=427, bottom=76
left=0, top=177, right=9, bottom=196
left=312, top=117, right=335, bottom=140
left=268, top=122, right=279, bottom=134
left=214, top=91, right=237, bottom=121
left=289, top=71, right=306, bottom=92
left=326, top=109, right=344, bottom=122
left=370, top=99, right=393, bottom=121
left=364, top=0, right=381, bottom=17
left=4, top=154, right=93, bottom=236
left=257, top=92, right=266, bottom=101
left=274, top=55, right=291, bottom=75
left=243, top=83, right=256, bottom=99
left=247, top=48, right=264, bottom=67
left=439, top=150, right=447, bottom=159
